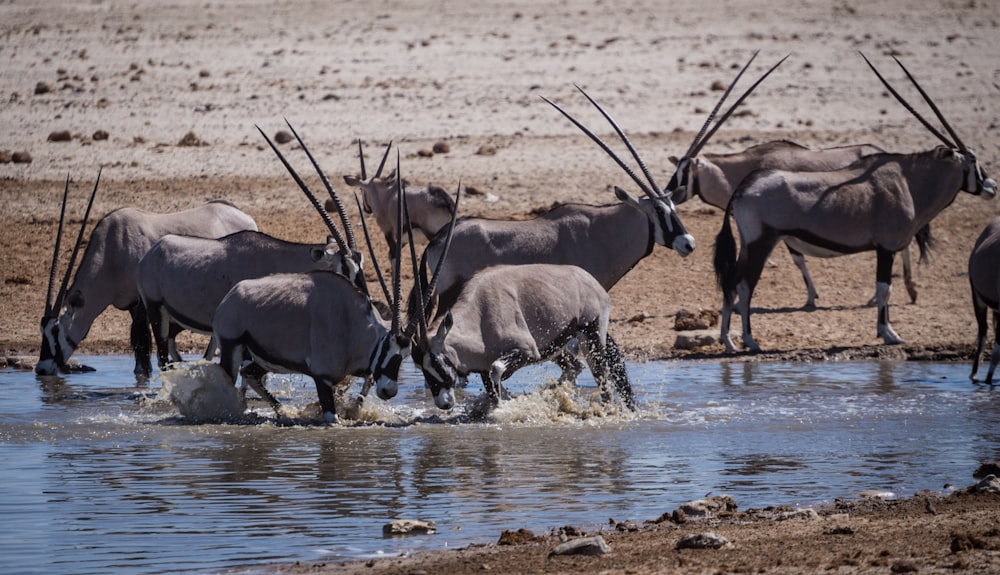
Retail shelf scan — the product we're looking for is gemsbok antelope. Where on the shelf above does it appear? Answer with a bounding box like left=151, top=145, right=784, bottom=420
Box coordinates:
left=37, top=172, right=258, bottom=377
left=968, top=216, right=1000, bottom=384
left=212, top=152, right=460, bottom=423
left=714, top=54, right=997, bottom=353
left=670, top=138, right=935, bottom=307
left=410, top=263, right=634, bottom=412
left=137, top=123, right=367, bottom=371
left=343, top=141, right=455, bottom=264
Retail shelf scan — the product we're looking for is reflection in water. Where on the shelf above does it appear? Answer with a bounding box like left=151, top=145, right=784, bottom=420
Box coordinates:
left=0, top=356, right=997, bottom=574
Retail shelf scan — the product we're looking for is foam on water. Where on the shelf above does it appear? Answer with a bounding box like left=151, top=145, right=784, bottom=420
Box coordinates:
left=156, top=360, right=245, bottom=423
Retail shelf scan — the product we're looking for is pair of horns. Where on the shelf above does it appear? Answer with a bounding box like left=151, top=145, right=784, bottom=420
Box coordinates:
left=257, top=120, right=357, bottom=255
left=357, top=139, right=392, bottom=182
left=353, top=150, right=461, bottom=338
left=861, top=52, right=968, bottom=153
left=542, top=51, right=787, bottom=197
left=682, top=51, right=789, bottom=162
left=43, top=169, right=101, bottom=318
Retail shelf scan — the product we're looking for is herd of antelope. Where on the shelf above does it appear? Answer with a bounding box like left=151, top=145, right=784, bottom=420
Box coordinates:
left=35, top=52, right=1000, bottom=422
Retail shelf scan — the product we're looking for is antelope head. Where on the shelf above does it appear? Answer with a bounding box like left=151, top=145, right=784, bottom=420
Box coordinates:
left=542, top=86, right=697, bottom=256
left=37, top=172, right=100, bottom=375
left=257, top=121, right=369, bottom=293
left=342, top=139, right=393, bottom=215
left=401, top=176, right=461, bottom=410
left=666, top=52, right=789, bottom=203
left=862, top=53, right=997, bottom=198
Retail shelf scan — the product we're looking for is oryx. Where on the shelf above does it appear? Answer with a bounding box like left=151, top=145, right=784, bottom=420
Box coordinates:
left=212, top=152, right=460, bottom=423
left=343, top=141, right=455, bottom=264
left=411, top=263, right=634, bottom=412
left=37, top=172, right=258, bottom=377
left=967, top=216, right=1000, bottom=383
left=714, top=54, right=997, bottom=353
left=670, top=138, right=935, bottom=307
left=137, top=122, right=366, bottom=371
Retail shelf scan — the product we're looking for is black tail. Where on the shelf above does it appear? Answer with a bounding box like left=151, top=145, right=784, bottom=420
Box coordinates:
left=915, top=223, right=935, bottom=264
left=713, top=198, right=738, bottom=308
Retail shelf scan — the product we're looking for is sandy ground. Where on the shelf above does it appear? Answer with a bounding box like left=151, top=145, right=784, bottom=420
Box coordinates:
left=3, top=0, right=1000, bottom=572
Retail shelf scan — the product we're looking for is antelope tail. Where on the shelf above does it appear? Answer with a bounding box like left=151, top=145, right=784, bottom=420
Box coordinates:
left=713, top=198, right=738, bottom=308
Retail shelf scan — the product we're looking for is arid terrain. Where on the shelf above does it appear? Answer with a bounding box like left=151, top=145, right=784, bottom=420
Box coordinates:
left=2, top=0, right=1000, bottom=572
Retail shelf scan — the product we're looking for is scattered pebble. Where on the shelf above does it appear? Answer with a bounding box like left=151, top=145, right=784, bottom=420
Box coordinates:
left=34, top=81, right=52, bottom=95
left=274, top=130, right=293, bottom=144
left=10, top=151, right=31, bottom=164
left=383, top=519, right=437, bottom=536
left=549, top=535, right=611, bottom=557
left=417, top=149, right=434, bottom=157
left=674, top=308, right=719, bottom=331
left=676, top=532, right=732, bottom=550
left=178, top=131, right=207, bottom=147
left=498, top=528, right=539, bottom=545
left=48, top=130, right=72, bottom=142
left=476, top=144, right=497, bottom=156
left=680, top=495, right=738, bottom=518
left=92, top=129, right=109, bottom=141
left=432, top=141, right=450, bottom=154
left=673, top=332, right=717, bottom=351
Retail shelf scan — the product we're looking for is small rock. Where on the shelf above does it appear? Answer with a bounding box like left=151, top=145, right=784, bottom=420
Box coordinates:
left=476, top=144, right=497, bottom=156
left=498, top=528, right=538, bottom=545
left=680, top=495, right=738, bottom=518
left=615, top=520, right=639, bottom=532
left=673, top=332, right=717, bottom=351
left=776, top=508, right=819, bottom=521
left=382, top=519, right=436, bottom=536
left=92, top=129, right=109, bottom=141
left=0, top=151, right=10, bottom=163
left=34, top=81, right=52, bottom=95
left=674, top=308, right=719, bottom=331
left=890, top=559, right=919, bottom=573
left=463, top=185, right=485, bottom=196
left=273, top=130, right=293, bottom=144
left=676, top=532, right=732, bottom=550
left=178, top=131, right=207, bottom=147
left=709, top=79, right=727, bottom=91
left=47, top=130, right=72, bottom=142
left=432, top=141, right=450, bottom=154
left=548, top=536, right=612, bottom=557
left=12, top=151, right=32, bottom=164
left=858, top=490, right=896, bottom=499
left=417, top=149, right=434, bottom=157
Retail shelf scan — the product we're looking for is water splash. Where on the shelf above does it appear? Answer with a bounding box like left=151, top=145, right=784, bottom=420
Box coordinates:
left=156, top=360, right=244, bottom=423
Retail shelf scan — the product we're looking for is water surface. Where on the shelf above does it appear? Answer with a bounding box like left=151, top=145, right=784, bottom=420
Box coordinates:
left=1, top=356, right=997, bottom=574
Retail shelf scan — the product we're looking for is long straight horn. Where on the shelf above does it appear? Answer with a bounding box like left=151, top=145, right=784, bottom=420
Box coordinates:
left=390, top=151, right=404, bottom=335
left=572, top=84, right=667, bottom=197
left=53, top=168, right=101, bottom=313
left=354, top=191, right=391, bottom=305
left=687, top=54, right=789, bottom=158
left=859, top=53, right=955, bottom=149
left=891, top=55, right=967, bottom=152
left=357, top=140, right=368, bottom=180
left=256, top=124, right=351, bottom=254
left=401, top=188, right=426, bottom=339
left=684, top=50, right=759, bottom=158
left=542, top=94, right=658, bottom=199
left=282, top=120, right=357, bottom=251
left=374, top=141, right=392, bottom=179
left=44, top=175, right=72, bottom=317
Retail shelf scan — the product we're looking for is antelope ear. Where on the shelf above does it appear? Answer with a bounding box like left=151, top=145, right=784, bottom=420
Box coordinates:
left=614, top=186, right=640, bottom=207
left=668, top=155, right=679, bottom=165
left=430, top=311, right=453, bottom=354
left=343, top=175, right=362, bottom=187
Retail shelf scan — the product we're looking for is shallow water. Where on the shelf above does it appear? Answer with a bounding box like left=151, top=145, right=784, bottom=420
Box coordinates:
left=1, top=356, right=998, bottom=575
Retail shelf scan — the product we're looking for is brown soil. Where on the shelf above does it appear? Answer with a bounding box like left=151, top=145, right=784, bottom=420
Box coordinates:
left=3, top=0, right=1000, bottom=572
